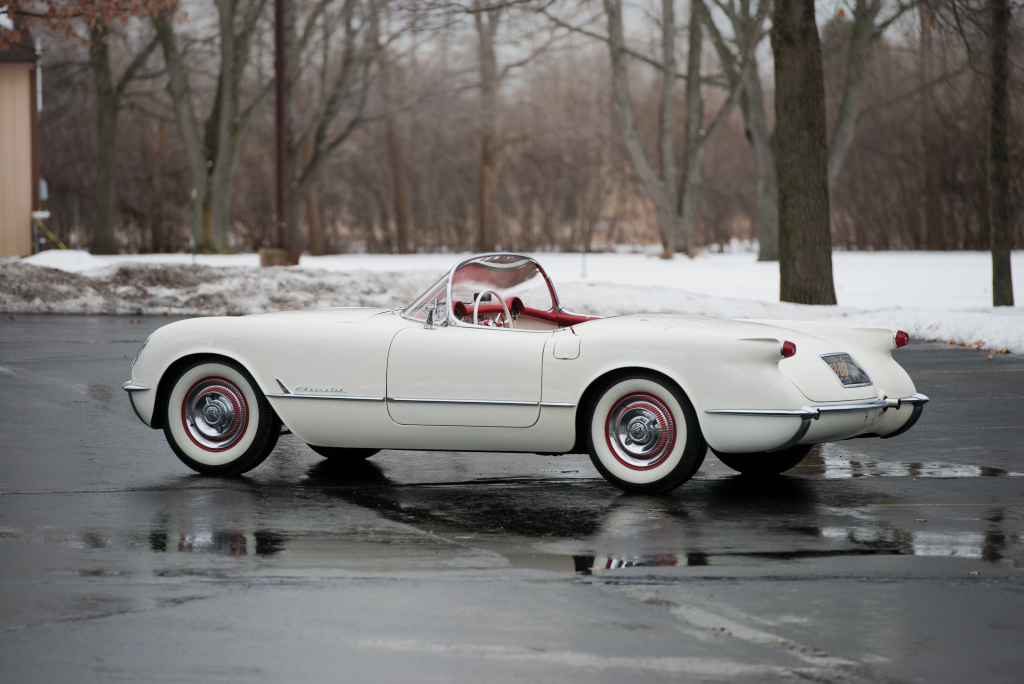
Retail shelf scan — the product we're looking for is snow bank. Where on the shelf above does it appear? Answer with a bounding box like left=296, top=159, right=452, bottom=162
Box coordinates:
left=5, top=250, right=1024, bottom=354
left=23, top=248, right=1024, bottom=310
left=0, top=260, right=439, bottom=316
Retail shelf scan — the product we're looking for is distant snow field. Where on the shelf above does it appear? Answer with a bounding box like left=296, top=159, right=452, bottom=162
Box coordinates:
left=3, top=249, right=1023, bottom=353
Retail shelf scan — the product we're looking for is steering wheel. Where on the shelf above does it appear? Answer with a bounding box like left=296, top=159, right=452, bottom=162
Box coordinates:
left=473, top=289, right=514, bottom=329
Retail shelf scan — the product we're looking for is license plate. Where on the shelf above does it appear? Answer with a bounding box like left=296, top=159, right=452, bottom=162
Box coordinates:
left=820, top=353, right=872, bottom=387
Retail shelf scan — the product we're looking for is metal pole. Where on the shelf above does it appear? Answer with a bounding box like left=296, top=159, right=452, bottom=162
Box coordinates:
left=275, top=0, right=287, bottom=249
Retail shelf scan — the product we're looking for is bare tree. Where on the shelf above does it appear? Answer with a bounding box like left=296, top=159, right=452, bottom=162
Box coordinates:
left=709, top=0, right=914, bottom=262
left=600, top=0, right=745, bottom=256
left=5, top=1, right=170, bottom=254
left=932, top=0, right=1017, bottom=304
left=284, top=0, right=382, bottom=251
left=153, top=0, right=272, bottom=252
left=920, top=4, right=946, bottom=249
left=773, top=0, right=837, bottom=304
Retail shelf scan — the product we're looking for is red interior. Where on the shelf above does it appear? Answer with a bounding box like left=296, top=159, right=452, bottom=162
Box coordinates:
left=465, top=302, right=598, bottom=327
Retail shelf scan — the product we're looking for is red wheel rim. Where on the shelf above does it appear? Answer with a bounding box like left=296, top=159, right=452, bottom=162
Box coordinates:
left=181, top=376, right=249, bottom=452
left=604, top=392, right=677, bottom=470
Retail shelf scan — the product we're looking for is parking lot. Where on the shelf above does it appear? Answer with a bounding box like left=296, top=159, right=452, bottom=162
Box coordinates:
left=1, top=313, right=1022, bottom=683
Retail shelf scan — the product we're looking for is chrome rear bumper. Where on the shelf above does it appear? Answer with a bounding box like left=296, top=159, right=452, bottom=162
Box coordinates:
left=705, top=394, right=929, bottom=451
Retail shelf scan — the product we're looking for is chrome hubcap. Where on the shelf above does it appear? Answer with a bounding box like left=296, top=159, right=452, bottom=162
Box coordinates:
left=606, top=393, right=676, bottom=469
left=183, top=377, right=248, bottom=451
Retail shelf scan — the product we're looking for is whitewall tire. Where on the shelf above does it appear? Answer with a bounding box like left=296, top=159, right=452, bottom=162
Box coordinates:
left=586, top=372, right=706, bottom=493
left=162, top=358, right=280, bottom=475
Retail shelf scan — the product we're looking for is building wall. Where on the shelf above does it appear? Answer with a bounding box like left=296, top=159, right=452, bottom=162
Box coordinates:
left=0, top=66, right=33, bottom=257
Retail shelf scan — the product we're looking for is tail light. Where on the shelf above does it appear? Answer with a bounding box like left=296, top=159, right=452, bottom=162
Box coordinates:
left=895, top=330, right=910, bottom=347
left=781, top=340, right=797, bottom=358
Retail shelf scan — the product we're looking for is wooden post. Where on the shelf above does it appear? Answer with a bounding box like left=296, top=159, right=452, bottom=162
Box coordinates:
left=261, top=0, right=300, bottom=267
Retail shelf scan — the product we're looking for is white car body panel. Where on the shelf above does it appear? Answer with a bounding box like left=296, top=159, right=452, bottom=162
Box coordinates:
left=126, top=256, right=926, bottom=458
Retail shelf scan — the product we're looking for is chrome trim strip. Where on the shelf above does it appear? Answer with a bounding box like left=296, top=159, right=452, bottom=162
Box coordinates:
left=122, top=381, right=150, bottom=392
left=386, top=397, right=539, bottom=406
left=706, top=400, right=890, bottom=420
left=815, top=400, right=889, bottom=413
left=275, top=377, right=293, bottom=395
left=540, top=402, right=576, bottom=408
left=266, top=393, right=385, bottom=402
left=705, top=407, right=819, bottom=419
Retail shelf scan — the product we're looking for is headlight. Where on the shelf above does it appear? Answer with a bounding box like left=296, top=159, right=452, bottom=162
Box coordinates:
left=133, top=334, right=153, bottom=368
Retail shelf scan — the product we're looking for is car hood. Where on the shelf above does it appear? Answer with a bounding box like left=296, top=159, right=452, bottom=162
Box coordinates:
left=245, top=307, right=390, bottom=323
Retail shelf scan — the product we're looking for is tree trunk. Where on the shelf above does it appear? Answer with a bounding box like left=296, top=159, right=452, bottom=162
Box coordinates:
left=988, top=0, right=1014, bottom=306
left=150, top=120, right=167, bottom=252
left=921, top=5, right=945, bottom=251
left=657, top=0, right=679, bottom=256
left=387, top=116, right=411, bottom=253
left=306, top=184, right=325, bottom=256
left=475, top=6, right=500, bottom=253
left=676, top=0, right=703, bottom=256
left=90, top=26, right=119, bottom=255
left=208, top=137, right=242, bottom=252
left=603, top=0, right=675, bottom=256
left=772, top=0, right=837, bottom=304
left=285, top=186, right=304, bottom=252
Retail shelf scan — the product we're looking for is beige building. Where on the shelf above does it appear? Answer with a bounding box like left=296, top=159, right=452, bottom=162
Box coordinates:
left=0, top=26, right=39, bottom=257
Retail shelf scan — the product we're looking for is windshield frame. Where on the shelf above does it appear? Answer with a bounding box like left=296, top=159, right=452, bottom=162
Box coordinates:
left=401, top=252, right=570, bottom=330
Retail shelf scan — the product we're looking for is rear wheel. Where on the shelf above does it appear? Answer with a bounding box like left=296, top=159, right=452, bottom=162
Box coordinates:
left=162, top=358, right=280, bottom=475
left=586, top=372, right=707, bottom=494
left=307, top=445, right=380, bottom=461
left=712, top=444, right=813, bottom=476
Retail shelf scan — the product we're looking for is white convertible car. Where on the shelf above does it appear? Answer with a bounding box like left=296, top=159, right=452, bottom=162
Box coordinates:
left=124, top=253, right=928, bottom=493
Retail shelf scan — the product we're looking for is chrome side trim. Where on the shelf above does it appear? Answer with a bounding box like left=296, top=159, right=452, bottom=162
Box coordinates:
left=122, top=381, right=150, bottom=392
left=275, top=377, right=294, bottom=395
left=540, top=402, right=576, bottom=408
left=386, top=397, right=539, bottom=406
left=705, top=407, right=819, bottom=419
left=706, top=400, right=890, bottom=420
left=266, top=393, right=385, bottom=402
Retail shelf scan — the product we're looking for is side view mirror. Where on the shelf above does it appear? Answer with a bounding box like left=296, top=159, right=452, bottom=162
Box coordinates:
left=424, top=299, right=447, bottom=330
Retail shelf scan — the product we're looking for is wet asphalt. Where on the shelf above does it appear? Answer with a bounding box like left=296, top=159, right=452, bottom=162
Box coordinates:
left=0, top=314, right=1022, bottom=683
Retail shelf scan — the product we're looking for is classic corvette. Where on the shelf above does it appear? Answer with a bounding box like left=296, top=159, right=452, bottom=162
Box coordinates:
left=123, top=253, right=928, bottom=493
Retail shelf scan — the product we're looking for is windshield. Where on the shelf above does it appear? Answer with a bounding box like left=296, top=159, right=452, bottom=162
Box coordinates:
left=450, top=255, right=554, bottom=313
left=402, top=254, right=589, bottom=330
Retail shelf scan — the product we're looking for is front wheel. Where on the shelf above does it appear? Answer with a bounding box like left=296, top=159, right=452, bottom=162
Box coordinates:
left=712, top=444, right=813, bottom=476
left=586, top=372, right=707, bottom=494
left=162, top=358, right=280, bottom=475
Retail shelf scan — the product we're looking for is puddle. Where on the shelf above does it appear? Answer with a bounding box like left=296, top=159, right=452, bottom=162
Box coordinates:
left=784, top=446, right=1023, bottom=479
left=148, top=529, right=287, bottom=557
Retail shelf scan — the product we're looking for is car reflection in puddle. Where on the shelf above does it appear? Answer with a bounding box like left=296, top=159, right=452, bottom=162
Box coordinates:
left=149, top=529, right=286, bottom=557
left=302, top=457, right=1020, bottom=572
left=137, top=453, right=1019, bottom=571
left=784, top=443, right=1024, bottom=479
